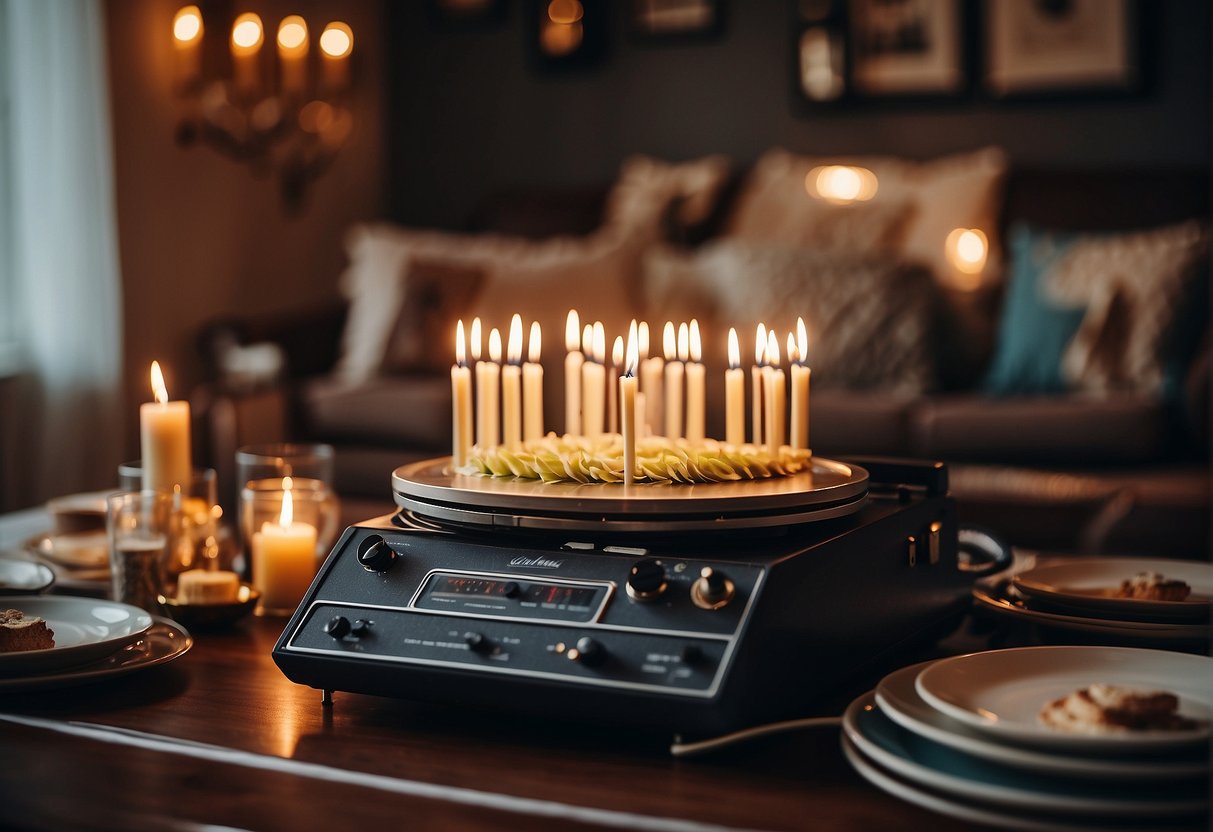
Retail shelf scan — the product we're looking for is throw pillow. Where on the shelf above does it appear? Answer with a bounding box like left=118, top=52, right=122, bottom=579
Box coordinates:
left=380, top=259, right=486, bottom=375
left=602, top=154, right=732, bottom=242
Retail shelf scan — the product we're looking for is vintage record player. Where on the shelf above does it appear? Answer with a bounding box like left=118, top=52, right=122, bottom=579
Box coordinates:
left=272, top=456, right=995, bottom=734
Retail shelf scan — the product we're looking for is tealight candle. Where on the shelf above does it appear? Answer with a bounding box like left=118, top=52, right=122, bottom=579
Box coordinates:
left=450, top=321, right=472, bottom=467
left=582, top=322, right=607, bottom=437
left=523, top=321, right=544, bottom=442
left=725, top=328, right=745, bottom=446
left=621, top=320, right=639, bottom=485
left=685, top=319, right=705, bottom=444
left=791, top=317, right=811, bottom=453
left=502, top=315, right=523, bottom=450
left=252, top=478, right=317, bottom=616
left=752, top=324, right=767, bottom=446
left=663, top=322, right=684, bottom=440
left=609, top=335, right=624, bottom=435
left=564, top=310, right=582, bottom=436
left=140, top=361, right=192, bottom=493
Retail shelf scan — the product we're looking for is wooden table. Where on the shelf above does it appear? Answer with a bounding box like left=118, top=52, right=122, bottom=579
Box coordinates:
left=0, top=609, right=994, bottom=831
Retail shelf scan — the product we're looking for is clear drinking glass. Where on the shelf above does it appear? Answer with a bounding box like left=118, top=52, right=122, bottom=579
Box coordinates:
left=107, top=491, right=174, bottom=615
left=117, top=462, right=220, bottom=580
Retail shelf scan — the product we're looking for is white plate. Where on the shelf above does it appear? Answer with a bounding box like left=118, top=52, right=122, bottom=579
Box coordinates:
left=0, top=559, right=55, bottom=594
left=843, top=693, right=1207, bottom=817
left=0, top=596, right=153, bottom=676
left=0, top=618, right=191, bottom=692
left=840, top=737, right=1203, bottom=832
left=972, top=582, right=1211, bottom=643
left=1013, top=558, right=1213, bottom=622
left=876, top=661, right=1208, bottom=780
left=915, top=647, right=1213, bottom=752
left=25, top=531, right=110, bottom=569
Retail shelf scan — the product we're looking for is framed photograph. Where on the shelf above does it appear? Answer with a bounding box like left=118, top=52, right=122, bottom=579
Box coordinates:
left=849, top=0, right=966, bottom=96
left=984, top=0, right=1139, bottom=96
left=631, top=0, right=724, bottom=40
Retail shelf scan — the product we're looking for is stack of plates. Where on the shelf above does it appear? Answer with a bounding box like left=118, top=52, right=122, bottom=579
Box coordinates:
left=23, top=530, right=111, bottom=594
left=974, top=557, right=1211, bottom=649
left=843, top=646, right=1211, bottom=831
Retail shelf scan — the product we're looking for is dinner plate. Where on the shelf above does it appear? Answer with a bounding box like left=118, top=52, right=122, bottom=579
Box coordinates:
left=0, top=596, right=153, bottom=676
left=25, top=531, right=110, bottom=569
left=0, top=618, right=191, bottom=692
left=972, top=581, right=1211, bottom=643
left=843, top=694, right=1207, bottom=817
left=840, top=738, right=1204, bottom=832
left=915, top=647, right=1213, bottom=752
left=0, top=559, right=55, bottom=594
left=1013, top=558, right=1213, bottom=623
left=875, top=662, right=1208, bottom=780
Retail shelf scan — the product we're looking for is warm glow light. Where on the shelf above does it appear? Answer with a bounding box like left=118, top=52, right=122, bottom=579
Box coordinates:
left=508, top=314, right=523, bottom=365
left=766, top=331, right=781, bottom=367
left=755, top=323, right=767, bottom=365
left=278, top=16, right=308, bottom=51
left=548, top=0, right=584, bottom=24
left=565, top=310, right=580, bottom=352
left=455, top=320, right=466, bottom=366
left=592, top=322, right=606, bottom=364
left=173, top=6, right=203, bottom=43
left=728, top=328, right=740, bottom=370
left=150, top=360, right=170, bottom=404
left=279, top=477, right=294, bottom=526
left=663, top=322, right=676, bottom=362
left=489, top=328, right=502, bottom=363
left=541, top=20, right=583, bottom=55
left=625, top=320, right=639, bottom=376
left=638, top=321, right=650, bottom=358
left=528, top=321, right=542, bottom=364
left=689, top=319, right=702, bottom=363
left=677, top=322, right=689, bottom=362
left=470, top=317, right=483, bottom=361
left=319, top=22, right=353, bottom=59
left=582, top=324, right=593, bottom=356
left=947, top=227, right=989, bottom=277
left=232, top=13, right=264, bottom=51
left=807, top=165, right=878, bottom=204
left=797, top=317, right=808, bottom=365
left=612, top=336, right=624, bottom=368
left=787, top=332, right=798, bottom=364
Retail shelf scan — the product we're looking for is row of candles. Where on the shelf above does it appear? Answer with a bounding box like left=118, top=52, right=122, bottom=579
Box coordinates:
left=450, top=311, right=812, bottom=478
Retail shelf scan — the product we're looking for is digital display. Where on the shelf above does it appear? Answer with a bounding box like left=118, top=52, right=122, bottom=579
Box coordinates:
left=418, top=573, right=605, bottom=622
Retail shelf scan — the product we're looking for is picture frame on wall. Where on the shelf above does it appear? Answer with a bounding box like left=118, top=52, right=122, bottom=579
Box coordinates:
left=848, top=0, right=966, bottom=96
left=631, top=0, right=724, bottom=40
left=983, top=0, right=1139, bottom=97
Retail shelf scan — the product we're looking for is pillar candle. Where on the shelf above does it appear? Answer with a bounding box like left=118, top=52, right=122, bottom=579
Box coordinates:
left=140, top=361, right=192, bottom=493
left=451, top=321, right=472, bottom=467
left=725, top=328, right=745, bottom=446
left=621, top=321, right=639, bottom=485
left=609, top=336, right=623, bottom=435
left=252, top=480, right=317, bottom=615
left=502, top=315, right=523, bottom=450
left=685, top=319, right=705, bottom=444
left=663, top=322, right=683, bottom=440
left=752, top=323, right=767, bottom=446
left=523, top=321, right=544, bottom=442
left=564, top=310, right=582, bottom=436
left=581, top=323, right=606, bottom=438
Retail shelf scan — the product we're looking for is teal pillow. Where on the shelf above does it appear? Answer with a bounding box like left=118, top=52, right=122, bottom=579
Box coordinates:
left=983, top=225, right=1087, bottom=396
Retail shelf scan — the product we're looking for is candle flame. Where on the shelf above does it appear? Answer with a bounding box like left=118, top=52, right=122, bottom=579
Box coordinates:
left=319, top=21, right=353, bottom=59
left=755, top=323, right=767, bottom=366
left=592, top=322, right=606, bottom=364
left=638, top=321, right=650, bottom=358
left=663, top=322, right=676, bottom=361
left=528, top=321, right=542, bottom=363
left=689, top=319, right=702, bottom=363
left=489, top=328, right=502, bottom=363
left=455, top=320, right=466, bottom=367
left=625, top=319, right=639, bottom=376
left=565, top=310, right=580, bottom=352
left=612, top=335, right=624, bottom=367
left=728, top=328, right=740, bottom=369
left=508, top=314, right=523, bottom=364
left=677, top=322, right=689, bottom=362
left=279, top=476, right=294, bottom=527
left=173, top=5, right=203, bottom=43
left=150, top=360, right=170, bottom=404
left=470, top=317, right=482, bottom=361
left=277, top=15, right=308, bottom=51
left=766, top=330, right=781, bottom=366
left=797, top=317, right=808, bottom=365
left=231, top=12, right=263, bottom=49
left=787, top=331, right=798, bottom=364
left=582, top=324, right=593, bottom=356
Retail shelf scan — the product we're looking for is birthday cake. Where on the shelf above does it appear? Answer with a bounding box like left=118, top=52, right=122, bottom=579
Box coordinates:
left=458, top=435, right=811, bottom=484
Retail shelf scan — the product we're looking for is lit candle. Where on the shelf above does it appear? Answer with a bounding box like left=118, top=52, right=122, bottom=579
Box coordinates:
left=472, top=317, right=489, bottom=447
left=582, top=322, right=606, bottom=437
left=172, top=5, right=204, bottom=90
left=609, top=335, right=624, bottom=435
left=638, top=321, right=664, bottom=438
left=319, top=21, right=353, bottom=95
left=564, top=310, right=582, bottom=437
left=277, top=15, right=309, bottom=99
left=685, top=319, right=705, bottom=444
left=451, top=320, right=472, bottom=468
left=621, top=321, right=639, bottom=485
left=725, top=328, right=744, bottom=446
left=765, top=331, right=786, bottom=457
left=230, top=12, right=264, bottom=97
left=791, top=317, right=811, bottom=452
left=502, top=315, right=523, bottom=450
left=663, top=322, right=684, bottom=440
left=752, top=324, right=767, bottom=446
left=523, top=321, right=544, bottom=442
left=482, top=328, right=502, bottom=448
left=252, top=477, right=318, bottom=616
left=140, top=361, right=192, bottom=493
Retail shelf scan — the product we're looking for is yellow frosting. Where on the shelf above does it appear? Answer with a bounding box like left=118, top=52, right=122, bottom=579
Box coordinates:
left=458, top=434, right=812, bottom=484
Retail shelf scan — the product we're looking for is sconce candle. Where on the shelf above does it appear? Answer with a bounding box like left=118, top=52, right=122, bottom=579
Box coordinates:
left=790, top=317, right=811, bottom=453
left=621, top=320, right=639, bottom=485
left=172, top=5, right=204, bottom=89
left=277, top=15, right=309, bottom=98
left=523, top=321, right=544, bottom=442
left=685, top=320, right=705, bottom=444
left=450, top=321, right=472, bottom=468
left=752, top=323, right=767, bottom=446
left=725, top=328, right=744, bottom=446
left=140, top=361, right=192, bottom=494
left=663, top=322, right=684, bottom=441
left=581, top=322, right=606, bottom=438
left=502, top=315, right=523, bottom=450
left=564, top=310, right=582, bottom=436
left=319, top=21, right=353, bottom=94
left=230, top=12, right=264, bottom=97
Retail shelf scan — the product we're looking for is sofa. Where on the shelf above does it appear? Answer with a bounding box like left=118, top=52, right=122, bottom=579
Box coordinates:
left=193, top=148, right=1211, bottom=558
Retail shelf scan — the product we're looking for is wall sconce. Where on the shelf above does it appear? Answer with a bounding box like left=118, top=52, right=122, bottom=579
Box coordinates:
left=171, top=5, right=354, bottom=211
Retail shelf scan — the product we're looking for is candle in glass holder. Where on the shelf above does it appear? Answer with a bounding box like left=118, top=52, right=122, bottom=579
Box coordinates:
left=752, top=323, right=767, bottom=446
left=725, top=328, right=744, bottom=446
left=609, top=335, right=623, bottom=435
left=523, top=321, right=544, bottom=442
left=252, top=478, right=317, bottom=616
left=502, top=315, right=523, bottom=450
left=765, top=331, right=786, bottom=457
left=685, top=319, right=705, bottom=444
left=582, top=322, right=606, bottom=437
left=451, top=321, right=472, bottom=467
left=791, top=317, right=811, bottom=452
left=638, top=321, right=664, bottom=437
left=621, top=321, right=639, bottom=485
left=663, top=322, right=684, bottom=440
left=140, top=361, right=192, bottom=494
left=564, top=310, right=582, bottom=436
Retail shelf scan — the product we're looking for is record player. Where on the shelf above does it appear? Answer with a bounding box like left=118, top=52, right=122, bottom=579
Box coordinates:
left=272, top=456, right=997, bottom=734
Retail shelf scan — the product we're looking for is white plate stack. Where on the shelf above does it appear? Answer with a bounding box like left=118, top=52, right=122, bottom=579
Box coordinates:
left=842, top=646, right=1211, bottom=832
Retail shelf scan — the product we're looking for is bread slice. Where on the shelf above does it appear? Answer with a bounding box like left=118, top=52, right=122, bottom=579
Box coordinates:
left=0, top=608, right=56, bottom=653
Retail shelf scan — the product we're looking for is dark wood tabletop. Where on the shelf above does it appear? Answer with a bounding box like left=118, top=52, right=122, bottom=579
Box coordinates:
left=0, top=609, right=992, bottom=831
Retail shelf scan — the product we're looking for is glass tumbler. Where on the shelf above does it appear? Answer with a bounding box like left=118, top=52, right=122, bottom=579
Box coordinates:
left=107, top=491, right=174, bottom=615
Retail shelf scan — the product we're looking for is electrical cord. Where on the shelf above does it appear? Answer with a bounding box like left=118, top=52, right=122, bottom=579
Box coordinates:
left=669, top=715, right=843, bottom=757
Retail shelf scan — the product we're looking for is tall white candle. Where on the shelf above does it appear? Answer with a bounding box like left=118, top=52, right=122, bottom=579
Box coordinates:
left=621, top=321, right=639, bottom=485
left=252, top=478, right=317, bottom=615
left=582, top=323, right=606, bottom=437
left=765, top=331, right=786, bottom=457
left=523, top=321, right=544, bottom=442
left=564, top=310, right=582, bottom=437
left=639, top=321, right=664, bottom=438
left=791, top=318, right=811, bottom=452
left=502, top=315, right=523, bottom=450
left=663, top=322, right=684, bottom=440
left=609, top=336, right=623, bottom=435
left=725, top=328, right=745, bottom=446
left=451, top=321, right=472, bottom=467
left=685, top=319, right=705, bottom=444
left=140, top=361, right=192, bottom=493
left=480, top=329, right=502, bottom=448
left=752, top=324, right=766, bottom=446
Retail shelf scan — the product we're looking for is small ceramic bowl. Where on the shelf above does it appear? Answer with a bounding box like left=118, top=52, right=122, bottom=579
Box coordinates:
left=160, top=583, right=260, bottom=629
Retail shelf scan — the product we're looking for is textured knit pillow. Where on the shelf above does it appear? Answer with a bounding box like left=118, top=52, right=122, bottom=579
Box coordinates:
left=602, top=154, right=732, bottom=240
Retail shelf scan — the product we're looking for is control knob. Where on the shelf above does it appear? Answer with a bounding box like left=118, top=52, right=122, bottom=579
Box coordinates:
left=323, top=615, right=351, bottom=639
left=626, top=558, right=667, bottom=602
left=691, top=567, right=735, bottom=610
left=566, top=636, right=606, bottom=667
left=357, top=534, right=397, bottom=572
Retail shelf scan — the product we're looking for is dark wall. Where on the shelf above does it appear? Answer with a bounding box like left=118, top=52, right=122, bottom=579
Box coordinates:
left=385, top=1, right=1210, bottom=230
